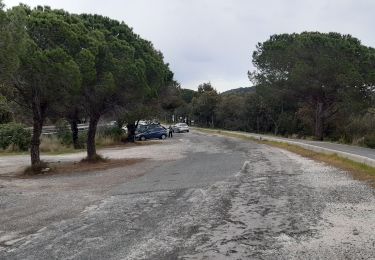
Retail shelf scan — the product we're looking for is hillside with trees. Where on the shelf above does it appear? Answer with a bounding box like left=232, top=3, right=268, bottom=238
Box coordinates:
left=221, top=87, right=255, bottom=96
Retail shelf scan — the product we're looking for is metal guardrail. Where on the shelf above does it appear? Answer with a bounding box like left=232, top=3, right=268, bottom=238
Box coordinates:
left=25, top=123, right=128, bottom=136
left=25, top=124, right=90, bottom=136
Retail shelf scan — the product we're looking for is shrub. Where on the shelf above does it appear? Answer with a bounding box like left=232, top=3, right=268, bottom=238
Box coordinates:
left=364, top=134, right=375, bottom=149
left=55, top=119, right=72, bottom=146
left=97, top=125, right=124, bottom=142
left=77, top=131, right=87, bottom=148
left=0, top=123, right=31, bottom=151
left=336, top=112, right=375, bottom=146
left=0, top=96, right=13, bottom=124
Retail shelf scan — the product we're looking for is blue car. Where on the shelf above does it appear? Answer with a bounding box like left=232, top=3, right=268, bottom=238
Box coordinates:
left=136, top=126, right=168, bottom=141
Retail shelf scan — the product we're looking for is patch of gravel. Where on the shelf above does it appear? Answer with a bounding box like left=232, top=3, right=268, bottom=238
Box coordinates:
left=181, top=146, right=375, bottom=259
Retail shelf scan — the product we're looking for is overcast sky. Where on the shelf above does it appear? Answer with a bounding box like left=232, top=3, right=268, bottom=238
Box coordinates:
left=3, top=0, right=375, bottom=92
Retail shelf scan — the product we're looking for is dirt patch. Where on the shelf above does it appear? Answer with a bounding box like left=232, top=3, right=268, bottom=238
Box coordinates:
left=97, top=140, right=162, bottom=149
left=15, top=158, right=146, bottom=179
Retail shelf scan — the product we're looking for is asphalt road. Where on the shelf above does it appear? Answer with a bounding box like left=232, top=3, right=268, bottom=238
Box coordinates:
left=241, top=131, right=375, bottom=160
left=300, top=139, right=375, bottom=159
left=1, top=131, right=375, bottom=259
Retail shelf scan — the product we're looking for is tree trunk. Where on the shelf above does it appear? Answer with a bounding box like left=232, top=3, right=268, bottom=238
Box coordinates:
left=30, top=117, right=43, bottom=166
left=30, top=95, right=45, bottom=167
left=87, top=115, right=100, bottom=161
left=68, top=109, right=81, bottom=149
left=314, top=102, right=324, bottom=141
left=127, top=124, right=136, bottom=142
left=127, top=120, right=139, bottom=142
left=70, top=119, right=80, bottom=149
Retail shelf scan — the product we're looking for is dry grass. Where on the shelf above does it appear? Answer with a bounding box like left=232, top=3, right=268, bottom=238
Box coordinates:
left=0, top=135, right=82, bottom=156
left=96, top=136, right=120, bottom=147
left=0, top=135, right=131, bottom=156
left=40, top=136, right=76, bottom=154
left=0, top=150, right=28, bottom=156
left=195, top=128, right=375, bottom=183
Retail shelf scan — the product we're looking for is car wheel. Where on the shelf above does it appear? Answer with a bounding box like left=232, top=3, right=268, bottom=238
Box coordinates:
left=140, top=136, right=146, bottom=141
left=187, top=130, right=189, bottom=132
left=161, top=134, right=166, bottom=140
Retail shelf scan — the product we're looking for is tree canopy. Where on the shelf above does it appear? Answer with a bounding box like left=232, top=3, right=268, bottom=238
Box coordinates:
left=0, top=4, right=173, bottom=168
left=252, top=32, right=375, bottom=139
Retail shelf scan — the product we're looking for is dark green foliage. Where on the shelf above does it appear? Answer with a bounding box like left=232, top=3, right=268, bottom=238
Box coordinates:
left=0, top=95, right=12, bottom=124
left=180, top=88, right=196, bottom=103
left=77, top=132, right=87, bottom=148
left=252, top=32, right=375, bottom=140
left=55, top=119, right=87, bottom=148
left=161, top=83, right=184, bottom=111
left=364, top=134, right=375, bottom=149
left=0, top=123, right=31, bottom=151
left=0, top=5, right=173, bottom=165
left=215, top=95, right=245, bottom=131
left=192, top=83, right=220, bottom=127
left=0, top=5, right=82, bottom=165
left=55, top=120, right=73, bottom=146
left=76, top=13, right=173, bottom=160
left=340, top=113, right=375, bottom=146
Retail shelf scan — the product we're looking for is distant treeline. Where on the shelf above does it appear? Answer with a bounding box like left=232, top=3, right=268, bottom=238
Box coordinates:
left=171, top=32, right=375, bottom=148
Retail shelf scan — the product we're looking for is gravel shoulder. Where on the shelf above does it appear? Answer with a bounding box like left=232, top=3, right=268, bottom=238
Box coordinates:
left=1, top=131, right=374, bottom=259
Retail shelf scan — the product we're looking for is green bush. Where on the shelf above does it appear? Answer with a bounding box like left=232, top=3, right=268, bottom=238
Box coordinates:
left=98, top=125, right=124, bottom=142
left=364, top=134, right=375, bottom=149
left=0, top=123, right=31, bottom=151
left=0, top=96, right=13, bottom=124
left=55, top=119, right=72, bottom=146
left=341, top=113, right=375, bottom=145
left=77, top=131, right=87, bottom=148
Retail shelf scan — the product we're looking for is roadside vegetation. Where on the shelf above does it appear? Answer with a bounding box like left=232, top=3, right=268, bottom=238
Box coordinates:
left=0, top=123, right=127, bottom=155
